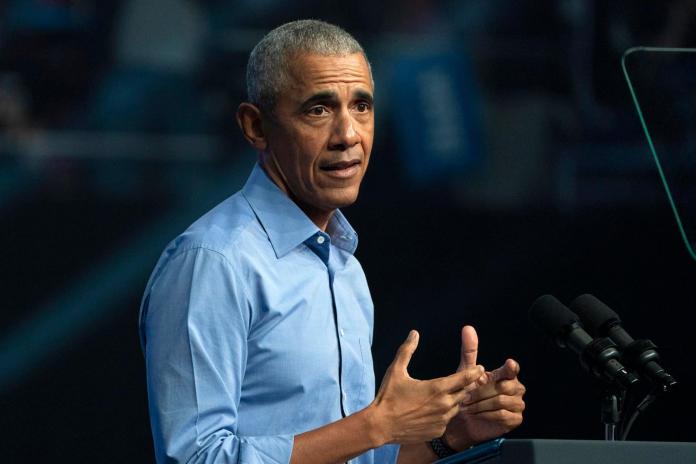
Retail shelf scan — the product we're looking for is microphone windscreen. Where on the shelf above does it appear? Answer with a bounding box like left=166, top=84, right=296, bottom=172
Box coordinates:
left=570, top=294, right=620, bottom=335
left=529, top=294, right=579, bottom=338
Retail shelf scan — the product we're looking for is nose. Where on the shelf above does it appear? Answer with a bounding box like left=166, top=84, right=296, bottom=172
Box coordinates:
left=328, top=109, right=360, bottom=151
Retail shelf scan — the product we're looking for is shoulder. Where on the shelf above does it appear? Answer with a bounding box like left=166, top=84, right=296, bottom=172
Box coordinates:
left=147, top=191, right=267, bottom=286
left=179, top=192, right=258, bottom=255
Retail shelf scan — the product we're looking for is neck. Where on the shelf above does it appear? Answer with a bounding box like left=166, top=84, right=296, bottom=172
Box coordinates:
left=259, top=157, right=334, bottom=231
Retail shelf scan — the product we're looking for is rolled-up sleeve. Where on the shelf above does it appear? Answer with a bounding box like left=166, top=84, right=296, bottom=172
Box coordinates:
left=142, top=247, right=293, bottom=463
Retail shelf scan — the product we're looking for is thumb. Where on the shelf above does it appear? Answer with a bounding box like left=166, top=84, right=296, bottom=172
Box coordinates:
left=489, top=358, right=520, bottom=382
left=457, top=325, right=478, bottom=372
left=392, top=330, right=419, bottom=375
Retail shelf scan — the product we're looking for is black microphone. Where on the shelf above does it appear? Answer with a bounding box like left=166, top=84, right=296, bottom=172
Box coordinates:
left=571, top=294, right=677, bottom=393
left=529, top=294, right=639, bottom=390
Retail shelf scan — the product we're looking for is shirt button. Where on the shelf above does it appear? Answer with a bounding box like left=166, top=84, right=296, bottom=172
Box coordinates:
left=316, top=236, right=325, bottom=244
left=340, top=328, right=345, bottom=337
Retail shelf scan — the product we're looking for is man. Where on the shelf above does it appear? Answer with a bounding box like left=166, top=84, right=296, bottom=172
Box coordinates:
left=140, top=20, right=525, bottom=463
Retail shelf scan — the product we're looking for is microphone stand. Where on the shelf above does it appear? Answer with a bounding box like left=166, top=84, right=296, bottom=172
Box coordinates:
left=579, top=336, right=635, bottom=441
left=600, top=390, right=621, bottom=440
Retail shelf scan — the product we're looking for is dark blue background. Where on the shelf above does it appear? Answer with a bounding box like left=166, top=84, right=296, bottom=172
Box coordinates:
left=1, top=1, right=694, bottom=461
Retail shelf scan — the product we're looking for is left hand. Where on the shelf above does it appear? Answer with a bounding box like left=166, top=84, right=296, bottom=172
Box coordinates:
left=442, top=326, right=526, bottom=451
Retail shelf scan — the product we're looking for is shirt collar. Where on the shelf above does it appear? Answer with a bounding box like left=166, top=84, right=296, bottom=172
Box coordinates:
left=242, top=163, right=358, bottom=258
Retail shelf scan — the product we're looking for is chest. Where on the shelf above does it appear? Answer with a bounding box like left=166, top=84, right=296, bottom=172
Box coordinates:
left=240, top=244, right=374, bottom=395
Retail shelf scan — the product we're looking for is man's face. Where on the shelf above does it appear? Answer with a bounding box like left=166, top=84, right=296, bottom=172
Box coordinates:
left=261, top=52, right=374, bottom=217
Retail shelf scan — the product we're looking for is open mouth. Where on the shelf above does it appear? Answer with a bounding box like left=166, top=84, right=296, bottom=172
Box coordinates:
left=319, top=159, right=362, bottom=179
left=319, top=159, right=361, bottom=171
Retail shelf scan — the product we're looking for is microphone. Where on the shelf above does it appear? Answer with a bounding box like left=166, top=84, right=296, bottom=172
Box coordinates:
left=529, top=295, right=639, bottom=390
left=571, top=294, right=677, bottom=393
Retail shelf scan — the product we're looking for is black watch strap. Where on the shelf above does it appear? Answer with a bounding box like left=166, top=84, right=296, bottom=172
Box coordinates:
left=430, top=437, right=456, bottom=458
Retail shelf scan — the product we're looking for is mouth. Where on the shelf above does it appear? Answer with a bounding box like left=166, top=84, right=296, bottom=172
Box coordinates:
left=319, top=159, right=362, bottom=179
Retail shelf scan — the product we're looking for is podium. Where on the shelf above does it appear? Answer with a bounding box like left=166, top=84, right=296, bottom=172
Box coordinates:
left=435, top=439, right=696, bottom=463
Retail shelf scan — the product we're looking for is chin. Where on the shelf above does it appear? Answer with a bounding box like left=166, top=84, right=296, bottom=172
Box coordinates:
left=321, top=199, right=358, bottom=212
left=320, top=189, right=360, bottom=210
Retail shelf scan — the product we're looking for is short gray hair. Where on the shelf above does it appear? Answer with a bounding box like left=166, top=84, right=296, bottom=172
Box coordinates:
left=246, top=19, right=371, bottom=111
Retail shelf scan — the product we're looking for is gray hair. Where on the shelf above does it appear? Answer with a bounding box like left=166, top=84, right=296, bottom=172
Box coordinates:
left=246, top=19, right=372, bottom=111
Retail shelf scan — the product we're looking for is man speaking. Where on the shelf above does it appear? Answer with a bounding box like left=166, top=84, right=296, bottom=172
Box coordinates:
left=139, top=20, right=525, bottom=463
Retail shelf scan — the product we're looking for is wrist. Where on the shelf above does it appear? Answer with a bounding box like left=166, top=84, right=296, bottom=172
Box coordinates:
left=430, top=436, right=457, bottom=459
left=442, top=428, right=476, bottom=452
left=360, top=403, right=391, bottom=448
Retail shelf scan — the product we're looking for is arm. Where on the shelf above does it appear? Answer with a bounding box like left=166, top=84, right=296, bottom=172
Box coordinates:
left=291, top=325, right=528, bottom=464
left=144, top=248, right=482, bottom=463
left=290, top=330, right=482, bottom=463
left=144, top=247, right=292, bottom=463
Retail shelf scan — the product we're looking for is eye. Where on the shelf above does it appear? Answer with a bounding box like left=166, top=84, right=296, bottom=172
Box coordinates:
left=355, top=102, right=371, bottom=112
left=308, top=106, right=329, bottom=116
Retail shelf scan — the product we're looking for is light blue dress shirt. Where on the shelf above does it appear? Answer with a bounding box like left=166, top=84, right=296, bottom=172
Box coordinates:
left=140, top=164, right=399, bottom=463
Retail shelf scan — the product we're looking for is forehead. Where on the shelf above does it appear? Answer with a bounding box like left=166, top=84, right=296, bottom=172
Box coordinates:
left=284, top=53, right=373, bottom=97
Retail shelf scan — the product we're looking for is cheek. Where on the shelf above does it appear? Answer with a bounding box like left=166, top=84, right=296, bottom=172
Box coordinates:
left=360, top=127, right=374, bottom=160
left=359, top=117, right=374, bottom=142
left=279, top=128, right=321, bottom=167
left=293, top=129, right=328, bottom=167
left=362, top=137, right=373, bottom=156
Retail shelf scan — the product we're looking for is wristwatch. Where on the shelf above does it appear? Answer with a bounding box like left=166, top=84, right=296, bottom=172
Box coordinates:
left=430, top=436, right=456, bottom=458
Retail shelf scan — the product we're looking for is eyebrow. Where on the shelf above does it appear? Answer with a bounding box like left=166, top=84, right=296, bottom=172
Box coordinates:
left=299, top=89, right=374, bottom=110
left=300, top=91, right=338, bottom=109
left=354, top=90, right=374, bottom=104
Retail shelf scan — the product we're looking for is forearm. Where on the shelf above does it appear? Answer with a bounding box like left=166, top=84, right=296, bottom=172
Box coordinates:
left=290, top=404, right=386, bottom=464
left=291, top=406, right=438, bottom=464
left=289, top=333, right=484, bottom=464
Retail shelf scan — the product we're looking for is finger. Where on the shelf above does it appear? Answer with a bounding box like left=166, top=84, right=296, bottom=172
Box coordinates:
left=463, top=369, right=493, bottom=392
left=472, top=360, right=521, bottom=394
left=473, top=370, right=494, bottom=387
left=457, top=325, right=479, bottom=371
left=465, top=378, right=526, bottom=404
left=445, top=402, right=462, bottom=422
left=467, top=409, right=524, bottom=430
left=467, top=378, right=525, bottom=403
left=438, top=364, right=485, bottom=393
left=461, top=394, right=526, bottom=415
left=452, top=385, right=474, bottom=404
left=392, top=330, right=419, bottom=374
left=488, top=359, right=520, bottom=383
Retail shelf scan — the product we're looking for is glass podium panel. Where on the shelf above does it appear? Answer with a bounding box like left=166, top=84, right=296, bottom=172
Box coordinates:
left=622, top=47, right=696, bottom=261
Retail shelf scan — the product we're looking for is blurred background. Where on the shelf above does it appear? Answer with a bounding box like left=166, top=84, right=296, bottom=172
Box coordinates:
left=1, top=0, right=696, bottom=461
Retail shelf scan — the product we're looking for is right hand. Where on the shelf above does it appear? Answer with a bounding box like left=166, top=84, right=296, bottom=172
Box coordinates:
left=369, top=330, right=484, bottom=445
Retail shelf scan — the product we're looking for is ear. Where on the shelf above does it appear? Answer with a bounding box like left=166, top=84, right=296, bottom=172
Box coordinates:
left=236, top=102, right=268, bottom=151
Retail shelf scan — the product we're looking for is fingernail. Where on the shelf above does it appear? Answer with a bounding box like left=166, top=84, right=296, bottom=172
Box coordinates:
left=408, top=330, right=416, bottom=341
